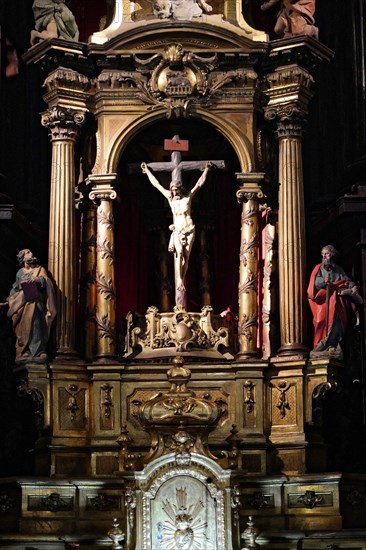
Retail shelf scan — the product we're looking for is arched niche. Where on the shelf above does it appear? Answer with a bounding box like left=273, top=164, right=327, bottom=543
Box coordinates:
left=112, top=117, right=241, bottom=323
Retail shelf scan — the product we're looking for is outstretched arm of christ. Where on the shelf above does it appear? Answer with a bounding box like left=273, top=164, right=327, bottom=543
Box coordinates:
left=141, top=162, right=170, bottom=199
left=190, top=162, right=212, bottom=197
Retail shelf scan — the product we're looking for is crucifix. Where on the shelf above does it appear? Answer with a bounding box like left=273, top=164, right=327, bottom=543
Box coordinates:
left=141, top=135, right=225, bottom=309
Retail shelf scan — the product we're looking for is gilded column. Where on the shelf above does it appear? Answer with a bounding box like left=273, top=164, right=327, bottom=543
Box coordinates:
left=265, top=65, right=314, bottom=355
left=236, top=174, right=264, bottom=360
left=79, top=197, right=97, bottom=362
left=88, top=175, right=118, bottom=362
left=41, top=107, right=85, bottom=357
left=262, top=211, right=277, bottom=359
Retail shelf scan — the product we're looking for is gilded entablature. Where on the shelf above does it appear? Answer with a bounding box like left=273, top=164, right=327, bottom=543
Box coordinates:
left=93, top=44, right=259, bottom=118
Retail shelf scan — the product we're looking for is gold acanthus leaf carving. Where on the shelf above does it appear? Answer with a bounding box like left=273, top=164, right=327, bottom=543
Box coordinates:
left=96, top=312, right=116, bottom=341
left=239, top=270, right=258, bottom=295
left=97, top=208, right=114, bottom=229
left=239, top=232, right=259, bottom=265
left=238, top=313, right=257, bottom=341
left=97, top=239, right=115, bottom=265
left=242, top=206, right=257, bottom=226
left=96, top=272, right=116, bottom=301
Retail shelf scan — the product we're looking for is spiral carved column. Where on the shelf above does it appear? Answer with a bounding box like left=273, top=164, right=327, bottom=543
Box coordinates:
left=236, top=174, right=264, bottom=360
left=88, top=175, right=118, bottom=363
left=41, top=107, right=85, bottom=357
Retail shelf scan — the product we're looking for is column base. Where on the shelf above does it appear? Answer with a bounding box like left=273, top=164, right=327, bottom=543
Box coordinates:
left=235, top=350, right=261, bottom=361
left=54, top=347, right=84, bottom=364
left=277, top=343, right=309, bottom=357
left=93, top=354, right=120, bottom=365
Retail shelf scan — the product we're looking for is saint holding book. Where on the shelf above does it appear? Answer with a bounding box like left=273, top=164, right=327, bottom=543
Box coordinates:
left=0, top=249, right=56, bottom=364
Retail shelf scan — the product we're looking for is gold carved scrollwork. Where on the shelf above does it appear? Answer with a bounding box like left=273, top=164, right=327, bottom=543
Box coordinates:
left=133, top=43, right=216, bottom=118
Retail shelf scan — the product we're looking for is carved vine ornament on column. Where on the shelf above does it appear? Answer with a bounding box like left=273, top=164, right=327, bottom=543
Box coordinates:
left=236, top=188, right=264, bottom=344
left=89, top=186, right=117, bottom=344
left=97, top=43, right=257, bottom=118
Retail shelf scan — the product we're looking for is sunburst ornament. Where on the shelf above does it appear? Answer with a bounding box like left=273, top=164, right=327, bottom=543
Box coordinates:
left=155, top=486, right=209, bottom=549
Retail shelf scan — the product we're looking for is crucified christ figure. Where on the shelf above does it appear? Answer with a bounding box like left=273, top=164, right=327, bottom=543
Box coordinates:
left=141, top=161, right=212, bottom=309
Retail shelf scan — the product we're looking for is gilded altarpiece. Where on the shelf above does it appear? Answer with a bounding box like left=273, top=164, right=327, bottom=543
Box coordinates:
left=7, top=0, right=359, bottom=547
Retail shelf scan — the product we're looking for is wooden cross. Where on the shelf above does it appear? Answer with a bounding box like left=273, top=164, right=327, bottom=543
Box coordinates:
left=146, top=135, right=225, bottom=185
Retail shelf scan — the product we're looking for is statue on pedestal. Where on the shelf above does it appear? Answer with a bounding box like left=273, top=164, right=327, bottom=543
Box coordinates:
left=0, top=249, right=56, bottom=364
left=307, top=245, right=362, bottom=357
left=260, top=0, right=318, bottom=39
left=31, top=0, right=79, bottom=45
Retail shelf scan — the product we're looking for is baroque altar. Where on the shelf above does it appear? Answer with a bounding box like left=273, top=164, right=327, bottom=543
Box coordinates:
left=2, top=0, right=366, bottom=548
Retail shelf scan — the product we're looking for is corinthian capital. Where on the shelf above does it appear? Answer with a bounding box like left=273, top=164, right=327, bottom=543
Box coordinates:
left=264, top=104, right=307, bottom=138
left=41, top=107, right=85, bottom=141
